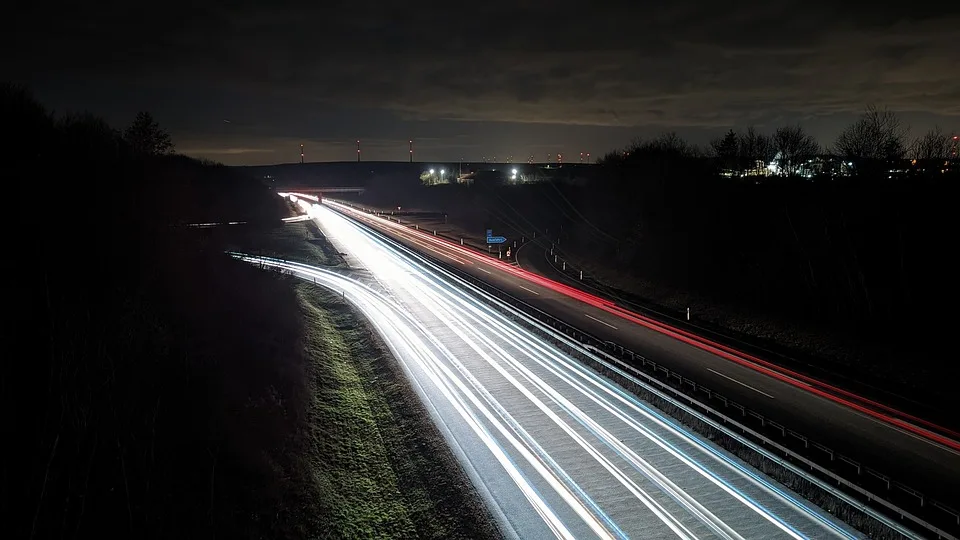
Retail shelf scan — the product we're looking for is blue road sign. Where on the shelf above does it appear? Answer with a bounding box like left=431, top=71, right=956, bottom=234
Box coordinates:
left=486, top=229, right=507, bottom=244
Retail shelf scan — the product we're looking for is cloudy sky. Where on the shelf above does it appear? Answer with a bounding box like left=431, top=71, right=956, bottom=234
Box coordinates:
left=5, top=0, right=959, bottom=165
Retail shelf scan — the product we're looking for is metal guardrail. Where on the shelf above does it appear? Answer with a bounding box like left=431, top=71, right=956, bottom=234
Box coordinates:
left=328, top=200, right=959, bottom=540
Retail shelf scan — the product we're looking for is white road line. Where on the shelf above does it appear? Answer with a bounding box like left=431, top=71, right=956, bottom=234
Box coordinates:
left=477, top=267, right=493, bottom=274
left=518, top=284, right=541, bottom=295
left=584, top=313, right=618, bottom=330
left=707, top=369, right=775, bottom=399
left=411, top=239, right=470, bottom=265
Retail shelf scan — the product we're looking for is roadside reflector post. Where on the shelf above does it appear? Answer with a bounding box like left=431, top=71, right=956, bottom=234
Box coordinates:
left=434, top=230, right=437, bottom=235
left=580, top=270, right=583, bottom=280
left=562, top=261, right=566, bottom=271
left=554, top=254, right=558, bottom=263
left=686, top=307, right=690, bottom=321
left=461, top=238, right=464, bottom=245
left=415, top=224, right=418, bottom=230
left=499, top=250, right=502, bottom=259
left=514, top=240, right=517, bottom=248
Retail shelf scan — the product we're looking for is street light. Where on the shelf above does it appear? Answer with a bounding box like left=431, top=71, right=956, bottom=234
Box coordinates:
left=429, top=168, right=435, bottom=174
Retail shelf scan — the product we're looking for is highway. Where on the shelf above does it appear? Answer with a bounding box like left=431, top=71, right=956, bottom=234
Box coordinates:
left=240, top=200, right=864, bottom=539
left=315, top=198, right=960, bottom=516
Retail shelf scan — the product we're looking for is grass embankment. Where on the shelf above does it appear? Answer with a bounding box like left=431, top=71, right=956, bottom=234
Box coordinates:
left=222, top=220, right=344, bottom=266
left=298, top=285, right=499, bottom=539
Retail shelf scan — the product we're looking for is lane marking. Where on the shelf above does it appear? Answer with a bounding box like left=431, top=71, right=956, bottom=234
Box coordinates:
left=518, top=284, right=541, bottom=296
left=707, top=368, right=775, bottom=399
left=477, top=267, right=493, bottom=274
left=584, top=313, right=618, bottom=330
left=409, top=238, right=470, bottom=265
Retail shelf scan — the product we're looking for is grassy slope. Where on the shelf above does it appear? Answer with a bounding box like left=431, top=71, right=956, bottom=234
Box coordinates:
left=259, top=222, right=501, bottom=540
left=222, top=220, right=344, bottom=267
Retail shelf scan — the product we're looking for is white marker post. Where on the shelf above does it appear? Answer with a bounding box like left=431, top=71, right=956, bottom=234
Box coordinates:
left=562, top=261, right=566, bottom=271
left=580, top=270, right=583, bottom=280
left=686, top=308, right=690, bottom=321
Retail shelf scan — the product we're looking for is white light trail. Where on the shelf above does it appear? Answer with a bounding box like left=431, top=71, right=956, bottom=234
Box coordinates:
left=227, top=201, right=861, bottom=539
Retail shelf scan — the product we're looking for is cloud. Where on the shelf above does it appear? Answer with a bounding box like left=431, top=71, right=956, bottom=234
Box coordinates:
left=179, top=147, right=275, bottom=155
left=5, top=0, right=958, bottom=158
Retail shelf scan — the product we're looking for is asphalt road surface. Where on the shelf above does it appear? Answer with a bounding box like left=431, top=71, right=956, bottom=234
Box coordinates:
left=318, top=198, right=960, bottom=512
left=238, top=200, right=865, bottom=539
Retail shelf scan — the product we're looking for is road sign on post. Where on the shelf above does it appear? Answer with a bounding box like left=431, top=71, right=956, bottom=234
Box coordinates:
left=486, top=229, right=506, bottom=244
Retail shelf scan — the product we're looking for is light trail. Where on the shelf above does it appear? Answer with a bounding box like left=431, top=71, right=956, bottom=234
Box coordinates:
left=235, top=200, right=868, bottom=538
left=322, top=198, right=960, bottom=452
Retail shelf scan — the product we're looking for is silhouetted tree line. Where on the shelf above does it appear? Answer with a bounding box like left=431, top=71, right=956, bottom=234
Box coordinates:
left=2, top=84, right=315, bottom=539
left=600, top=106, right=957, bottom=180
left=574, top=111, right=958, bottom=403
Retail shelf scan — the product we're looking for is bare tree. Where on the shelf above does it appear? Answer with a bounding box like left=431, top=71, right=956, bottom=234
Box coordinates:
left=833, top=105, right=908, bottom=162
left=911, top=125, right=952, bottom=161
left=773, top=125, right=819, bottom=176
left=737, top=127, right=774, bottom=175
left=710, top=129, right=739, bottom=173
left=649, top=131, right=699, bottom=157
left=123, top=111, right=174, bottom=156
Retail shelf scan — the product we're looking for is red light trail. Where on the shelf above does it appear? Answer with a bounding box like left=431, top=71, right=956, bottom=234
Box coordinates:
left=327, top=200, right=960, bottom=453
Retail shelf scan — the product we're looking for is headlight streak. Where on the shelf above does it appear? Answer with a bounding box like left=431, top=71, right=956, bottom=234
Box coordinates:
left=381, top=254, right=808, bottom=539
left=325, top=200, right=960, bottom=454
left=306, top=203, right=862, bottom=538
left=233, top=254, right=580, bottom=539
left=362, top=251, right=709, bottom=538
left=329, top=217, right=862, bottom=539
left=313, top=208, right=814, bottom=540
left=229, top=199, right=865, bottom=539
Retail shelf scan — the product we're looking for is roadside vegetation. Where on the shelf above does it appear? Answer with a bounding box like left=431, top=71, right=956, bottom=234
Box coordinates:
left=2, top=82, right=498, bottom=539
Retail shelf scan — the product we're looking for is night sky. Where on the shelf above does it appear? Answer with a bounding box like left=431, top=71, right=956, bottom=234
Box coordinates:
left=6, top=1, right=958, bottom=165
